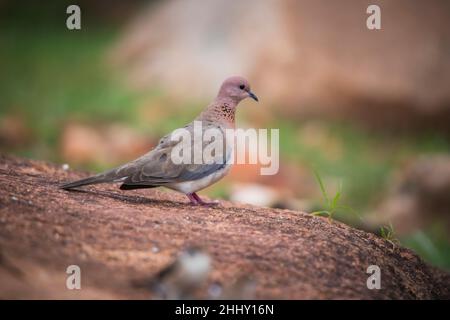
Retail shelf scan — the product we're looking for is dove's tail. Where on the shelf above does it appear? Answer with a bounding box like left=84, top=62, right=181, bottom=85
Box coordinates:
left=59, top=169, right=125, bottom=190
left=59, top=175, right=106, bottom=190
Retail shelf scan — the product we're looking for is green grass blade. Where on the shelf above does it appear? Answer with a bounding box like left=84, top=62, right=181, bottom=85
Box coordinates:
left=331, top=181, right=342, bottom=210
left=313, top=169, right=330, bottom=207
left=380, top=226, right=386, bottom=238
left=311, top=210, right=330, bottom=217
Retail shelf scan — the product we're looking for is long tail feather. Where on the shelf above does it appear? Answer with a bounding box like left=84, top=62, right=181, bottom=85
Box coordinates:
left=59, top=174, right=111, bottom=190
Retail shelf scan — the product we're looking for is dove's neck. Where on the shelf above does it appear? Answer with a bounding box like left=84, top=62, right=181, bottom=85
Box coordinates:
left=197, top=97, right=238, bottom=127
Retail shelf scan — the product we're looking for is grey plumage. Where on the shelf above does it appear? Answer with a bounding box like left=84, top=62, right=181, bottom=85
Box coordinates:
left=60, top=76, right=258, bottom=205
left=59, top=120, right=230, bottom=190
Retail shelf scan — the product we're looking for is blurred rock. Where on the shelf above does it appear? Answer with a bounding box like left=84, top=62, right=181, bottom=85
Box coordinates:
left=150, top=247, right=211, bottom=299
left=60, top=122, right=154, bottom=165
left=112, top=0, right=450, bottom=133
left=230, top=183, right=279, bottom=207
left=214, top=275, right=257, bottom=300
left=0, top=114, right=31, bottom=149
left=228, top=129, right=318, bottom=200
left=230, top=160, right=318, bottom=200
left=365, top=155, right=450, bottom=235
left=229, top=182, right=315, bottom=212
left=111, top=0, right=289, bottom=98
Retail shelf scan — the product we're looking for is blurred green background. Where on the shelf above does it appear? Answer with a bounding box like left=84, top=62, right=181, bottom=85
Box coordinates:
left=0, top=1, right=449, bottom=269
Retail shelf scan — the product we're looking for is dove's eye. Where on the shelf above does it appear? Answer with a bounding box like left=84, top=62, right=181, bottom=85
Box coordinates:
left=239, top=84, right=245, bottom=90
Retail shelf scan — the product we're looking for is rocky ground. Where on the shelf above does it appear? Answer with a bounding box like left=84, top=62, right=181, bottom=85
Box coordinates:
left=0, top=154, right=449, bottom=299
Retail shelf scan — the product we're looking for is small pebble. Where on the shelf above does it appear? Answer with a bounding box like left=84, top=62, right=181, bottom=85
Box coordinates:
left=62, top=164, right=70, bottom=171
left=151, top=245, right=160, bottom=253
left=11, top=196, right=18, bottom=201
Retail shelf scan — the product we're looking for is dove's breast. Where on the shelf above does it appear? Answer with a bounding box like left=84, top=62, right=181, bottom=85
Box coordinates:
left=167, top=162, right=232, bottom=194
left=167, top=138, right=233, bottom=194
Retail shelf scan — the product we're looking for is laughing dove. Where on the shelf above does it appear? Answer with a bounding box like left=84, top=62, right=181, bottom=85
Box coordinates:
left=60, top=76, right=258, bottom=205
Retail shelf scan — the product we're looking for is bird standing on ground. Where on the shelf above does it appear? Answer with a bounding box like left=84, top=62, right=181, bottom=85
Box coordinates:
left=60, top=76, right=258, bottom=205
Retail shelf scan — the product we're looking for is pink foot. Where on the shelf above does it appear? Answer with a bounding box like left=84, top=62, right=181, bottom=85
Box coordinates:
left=186, top=193, right=199, bottom=205
left=186, top=193, right=219, bottom=206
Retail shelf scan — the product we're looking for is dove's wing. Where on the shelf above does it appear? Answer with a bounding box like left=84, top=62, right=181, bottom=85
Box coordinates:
left=120, top=121, right=231, bottom=187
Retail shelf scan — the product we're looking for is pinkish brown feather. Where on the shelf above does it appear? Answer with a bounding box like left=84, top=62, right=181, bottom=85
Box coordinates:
left=197, top=76, right=253, bottom=127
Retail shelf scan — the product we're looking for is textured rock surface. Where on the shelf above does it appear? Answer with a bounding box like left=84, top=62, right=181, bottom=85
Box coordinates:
left=0, top=154, right=449, bottom=299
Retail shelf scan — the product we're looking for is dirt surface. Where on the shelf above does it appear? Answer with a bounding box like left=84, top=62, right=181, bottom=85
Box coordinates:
left=0, top=154, right=449, bottom=299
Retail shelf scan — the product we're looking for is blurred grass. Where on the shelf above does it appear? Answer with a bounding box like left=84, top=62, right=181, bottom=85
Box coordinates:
left=1, top=27, right=140, bottom=161
left=402, top=224, right=450, bottom=270
left=277, top=120, right=449, bottom=211
left=0, top=14, right=449, bottom=269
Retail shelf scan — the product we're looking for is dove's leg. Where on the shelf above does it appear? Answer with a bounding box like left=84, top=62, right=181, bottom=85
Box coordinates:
left=192, top=192, right=219, bottom=206
left=186, top=193, right=199, bottom=205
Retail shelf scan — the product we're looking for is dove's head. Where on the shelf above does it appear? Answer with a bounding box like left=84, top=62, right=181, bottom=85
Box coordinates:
left=217, top=76, right=258, bottom=103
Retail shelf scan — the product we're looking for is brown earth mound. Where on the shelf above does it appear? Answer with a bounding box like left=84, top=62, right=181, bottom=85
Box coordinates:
left=0, top=154, right=449, bottom=299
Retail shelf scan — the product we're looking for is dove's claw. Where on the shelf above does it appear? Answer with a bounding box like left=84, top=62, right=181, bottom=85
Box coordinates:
left=198, top=200, right=220, bottom=207
left=186, top=193, right=220, bottom=207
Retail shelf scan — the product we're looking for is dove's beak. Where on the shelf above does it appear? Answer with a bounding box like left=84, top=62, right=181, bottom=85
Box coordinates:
left=248, top=91, right=259, bottom=102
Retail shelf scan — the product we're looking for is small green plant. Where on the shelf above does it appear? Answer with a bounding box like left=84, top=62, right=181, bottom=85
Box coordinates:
left=380, top=222, right=399, bottom=249
left=311, top=170, right=359, bottom=222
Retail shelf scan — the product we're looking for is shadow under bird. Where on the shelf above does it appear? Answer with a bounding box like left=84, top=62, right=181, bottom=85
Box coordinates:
left=60, top=76, right=258, bottom=205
